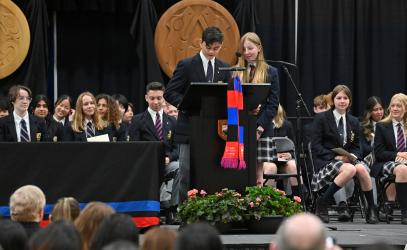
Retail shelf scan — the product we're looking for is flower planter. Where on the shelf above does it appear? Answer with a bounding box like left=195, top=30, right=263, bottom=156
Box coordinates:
left=247, top=215, right=284, bottom=234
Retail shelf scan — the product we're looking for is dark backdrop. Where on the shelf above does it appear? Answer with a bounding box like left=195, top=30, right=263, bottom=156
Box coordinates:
left=1, top=0, right=406, bottom=117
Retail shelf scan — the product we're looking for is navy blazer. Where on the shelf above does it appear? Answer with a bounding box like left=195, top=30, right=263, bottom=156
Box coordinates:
left=0, top=114, right=49, bottom=142
left=129, top=110, right=179, bottom=161
left=311, top=110, right=362, bottom=172
left=372, top=121, right=398, bottom=177
left=64, top=122, right=113, bottom=142
left=164, top=53, right=230, bottom=143
left=258, top=65, right=280, bottom=137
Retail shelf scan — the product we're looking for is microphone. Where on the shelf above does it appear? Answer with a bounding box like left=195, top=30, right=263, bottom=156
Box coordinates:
left=235, top=51, right=297, bottom=67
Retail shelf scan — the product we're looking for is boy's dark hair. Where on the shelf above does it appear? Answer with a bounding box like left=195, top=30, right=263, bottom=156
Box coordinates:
left=8, top=85, right=32, bottom=103
left=202, top=26, right=224, bottom=45
left=112, top=94, right=129, bottom=112
left=146, top=82, right=165, bottom=93
left=0, top=96, right=9, bottom=112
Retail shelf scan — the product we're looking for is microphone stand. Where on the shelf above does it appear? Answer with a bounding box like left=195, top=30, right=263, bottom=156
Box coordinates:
left=282, top=65, right=311, bottom=211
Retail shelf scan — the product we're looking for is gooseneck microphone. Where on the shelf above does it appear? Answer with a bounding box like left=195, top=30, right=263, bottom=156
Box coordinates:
left=235, top=52, right=297, bottom=68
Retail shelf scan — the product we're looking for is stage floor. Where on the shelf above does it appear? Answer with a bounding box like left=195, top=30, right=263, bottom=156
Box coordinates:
left=161, top=216, right=407, bottom=250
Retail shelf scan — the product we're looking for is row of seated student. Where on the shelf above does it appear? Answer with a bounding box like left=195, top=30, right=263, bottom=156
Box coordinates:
left=304, top=85, right=407, bottom=225
left=0, top=85, right=178, bottom=142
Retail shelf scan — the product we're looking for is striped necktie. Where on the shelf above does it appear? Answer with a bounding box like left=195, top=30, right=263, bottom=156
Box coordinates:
left=86, top=121, right=95, bottom=138
left=397, top=123, right=405, bottom=152
left=20, top=119, right=30, bottom=142
left=155, top=112, right=163, bottom=141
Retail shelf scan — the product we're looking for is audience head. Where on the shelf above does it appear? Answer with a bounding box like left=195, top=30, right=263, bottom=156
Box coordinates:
left=96, top=94, right=121, bottom=128
left=331, top=84, right=352, bottom=112
left=0, top=219, right=27, bottom=250
left=90, top=213, right=139, bottom=250
left=54, top=95, right=73, bottom=121
left=270, top=213, right=326, bottom=250
left=200, top=26, right=223, bottom=60
left=0, top=96, right=10, bottom=118
left=364, top=96, right=385, bottom=122
left=8, top=85, right=32, bottom=116
left=123, top=102, right=134, bottom=123
left=102, top=240, right=138, bottom=250
left=74, top=201, right=115, bottom=250
left=141, top=227, right=176, bottom=250
left=112, top=94, right=129, bottom=119
left=10, top=185, right=46, bottom=223
left=174, top=222, right=222, bottom=250
left=145, top=82, right=165, bottom=112
left=32, top=94, right=51, bottom=119
left=383, top=93, right=407, bottom=123
left=50, top=197, right=80, bottom=223
left=28, top=220, right=82, bottom=250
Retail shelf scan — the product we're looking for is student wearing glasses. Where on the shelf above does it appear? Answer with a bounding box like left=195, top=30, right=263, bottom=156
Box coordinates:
left=0, top=85, right=49, bottom=142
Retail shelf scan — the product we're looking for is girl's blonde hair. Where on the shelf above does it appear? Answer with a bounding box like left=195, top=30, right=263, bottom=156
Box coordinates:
left=381, top=93, right=407, bottom=136
left=233, top=32, right=269, bottom=83
left=273, top=104, right=287, bottom=129
left=71, top=92, right=105, bottom=132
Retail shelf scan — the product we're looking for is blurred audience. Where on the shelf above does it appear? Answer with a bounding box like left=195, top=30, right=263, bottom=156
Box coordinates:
left=141, top=227, right=176, bottom=250
left=0, top=219, right=27, bottom=250
left=50, top=197, right=80, bottom=223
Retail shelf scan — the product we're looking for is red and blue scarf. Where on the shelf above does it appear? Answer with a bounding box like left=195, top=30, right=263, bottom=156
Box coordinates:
left=221, top=76, right=246, bottom=169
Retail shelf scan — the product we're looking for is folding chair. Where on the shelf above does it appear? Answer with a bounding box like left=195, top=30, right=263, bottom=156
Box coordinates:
left=262, top=137, right=305, bottom=210
left=376, top=175, right=398, bottom=223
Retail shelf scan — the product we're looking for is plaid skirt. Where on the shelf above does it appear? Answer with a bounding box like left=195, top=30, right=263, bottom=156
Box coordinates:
left=257, top=137, right=277, bottom=163
left=381, top=161, right=405, bottom=182
left=311, top=159, right=369, bottom=192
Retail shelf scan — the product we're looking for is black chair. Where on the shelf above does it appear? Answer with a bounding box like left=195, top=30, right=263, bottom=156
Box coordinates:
left=376, top=175, right=397, bottom=223
left=262, top=137, right=305, bottom=210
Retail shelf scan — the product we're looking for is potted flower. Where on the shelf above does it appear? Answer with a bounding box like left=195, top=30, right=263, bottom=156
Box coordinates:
left=243, top=185, right=302, bottom=233
left=177, top=188, right=245, bottom=232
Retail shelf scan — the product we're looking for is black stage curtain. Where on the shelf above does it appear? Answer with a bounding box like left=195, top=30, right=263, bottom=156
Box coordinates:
left=298, top=0, right=407, bottom=116
left=46, top=0, right=295, bottom=113
left=0, top=0, right=49, bottom=97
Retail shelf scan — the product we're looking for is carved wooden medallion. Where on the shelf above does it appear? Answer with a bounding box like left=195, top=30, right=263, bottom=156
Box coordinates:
left=0, top=0, right=30, bottom=79
left=155, top=0, right=240, bottom=77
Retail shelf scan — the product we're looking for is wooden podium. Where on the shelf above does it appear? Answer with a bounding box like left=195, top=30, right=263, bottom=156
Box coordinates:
left=179, top=82, right=270, bottom=194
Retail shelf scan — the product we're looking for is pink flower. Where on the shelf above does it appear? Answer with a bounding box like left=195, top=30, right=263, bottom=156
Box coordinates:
left=200, top=190, right=207, bottom=196
left=255, top=197, right=262, bottom=203
left=249, top=202, right=254, bottom=208
left=276, top=189, right=286, bottom=196
left=293, top=196, right=302, bottom=203
left=187, top=189, right=198, bottom=198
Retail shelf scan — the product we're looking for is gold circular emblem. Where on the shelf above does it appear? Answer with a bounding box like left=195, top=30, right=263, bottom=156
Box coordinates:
left=155, top=0, right=240, bottom=77
left=0, top=0, right=30, bottom=79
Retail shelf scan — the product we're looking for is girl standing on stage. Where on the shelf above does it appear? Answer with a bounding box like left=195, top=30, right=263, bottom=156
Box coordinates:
left=233, top=32, right=280, bottom=186
left=311, top=84, right=377, bottom=223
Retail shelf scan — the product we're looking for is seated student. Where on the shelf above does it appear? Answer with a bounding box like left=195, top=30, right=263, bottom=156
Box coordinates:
left=262, top=104, right=301, bottom=197
left=129, top=82, right=180, bottom=224
left=373, top=93, right=407, bottom=224
left=32, top=94, right=65, bottom=141
left=96, top=94, right=127, bottom=141
left=0, top=96, right=9, bottom=118
left=311, top=84, right=378, bottom=224
left=65, top=92, right=113, bottom=141
left=112, top=94, right=131, bottom=140
left=0, top=85, right=49, bottom=142
left=53, top=95, right=74, bottom=127
left=9, top=185, right=46, bottom=238
left=123, top=102, right=134, bottom=124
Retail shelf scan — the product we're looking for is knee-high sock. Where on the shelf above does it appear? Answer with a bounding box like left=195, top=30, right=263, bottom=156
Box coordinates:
left=363, top=190, right=375, bottom=207
left=322, top=182, right=341, bottom=202
left=396, top=182, right=407, bottom=214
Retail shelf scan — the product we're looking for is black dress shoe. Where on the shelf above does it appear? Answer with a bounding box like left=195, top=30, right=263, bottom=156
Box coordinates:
left=166, top=211, right=180, bottom=225
left=366, top=206, right=379, bottom=224
left=337, top=202, right=351, bottom=222
left=315, top=197, right=329, bottom=223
